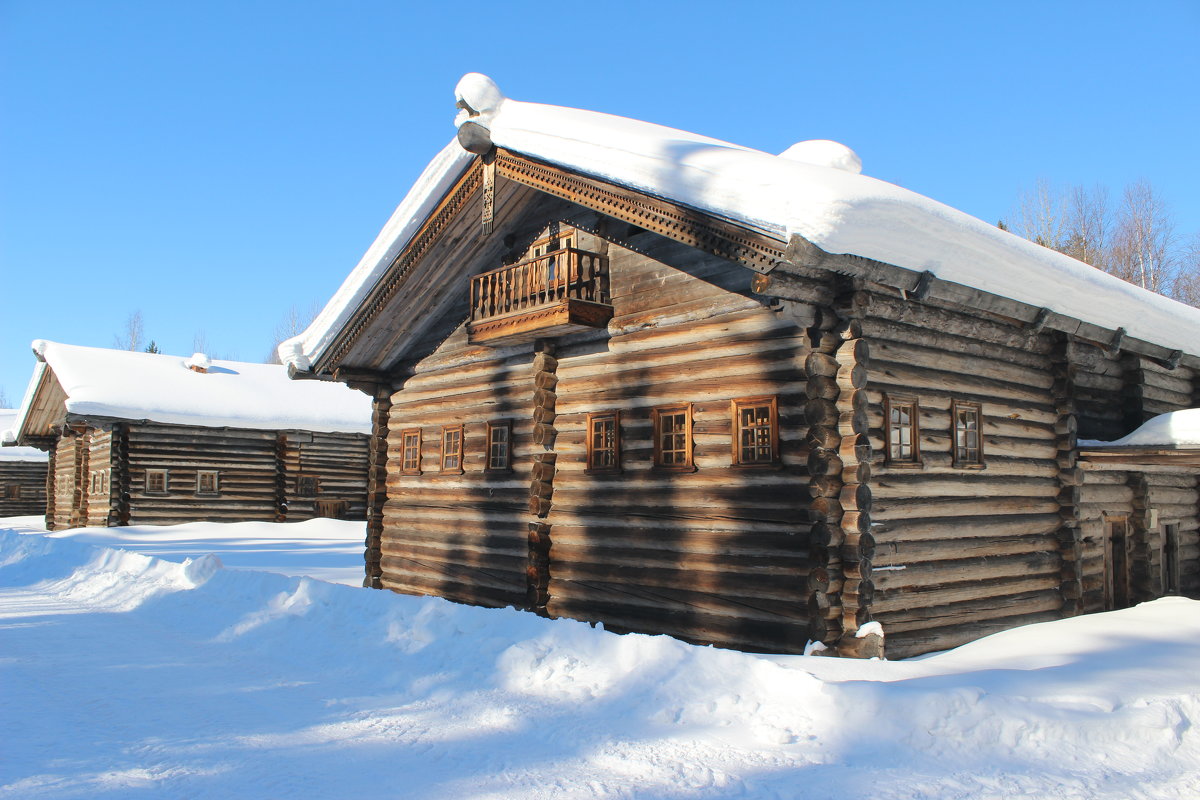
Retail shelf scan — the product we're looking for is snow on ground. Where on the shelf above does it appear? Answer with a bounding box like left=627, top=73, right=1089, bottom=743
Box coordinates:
left=2, top=517, right=1199, bottom=799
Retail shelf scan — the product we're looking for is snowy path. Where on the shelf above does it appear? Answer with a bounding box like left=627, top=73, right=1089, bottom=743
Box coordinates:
left=2, top=520, right=1200, bottom=798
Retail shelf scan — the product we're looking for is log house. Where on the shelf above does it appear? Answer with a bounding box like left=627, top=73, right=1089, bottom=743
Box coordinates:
left=7, top=343, right=372, bottom=530
left=279, top=75, right=1200, bottom=658
left=0, top=410, right=49, bottom=517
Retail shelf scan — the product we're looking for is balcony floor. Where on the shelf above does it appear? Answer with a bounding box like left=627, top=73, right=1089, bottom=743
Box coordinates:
left=467, top=298, right=613, bottom=345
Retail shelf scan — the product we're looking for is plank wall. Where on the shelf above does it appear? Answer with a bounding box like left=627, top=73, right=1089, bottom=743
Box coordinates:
left=83, top=430, right=114, bottom=527
left=0, top=460, right=48, bottom=517
left=862, top=292, right=1065, bottom=658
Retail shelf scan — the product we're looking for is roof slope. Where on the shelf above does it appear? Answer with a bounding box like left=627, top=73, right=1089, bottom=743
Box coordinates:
left=6, top=341, right=372, bottom=437
left=0, top=410, right=48, bottom=461
left=280, top=73, right=1200, bottom=371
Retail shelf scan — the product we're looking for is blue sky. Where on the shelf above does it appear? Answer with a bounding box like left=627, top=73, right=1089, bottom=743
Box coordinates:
left=2, top=0, right=1198, bottom=403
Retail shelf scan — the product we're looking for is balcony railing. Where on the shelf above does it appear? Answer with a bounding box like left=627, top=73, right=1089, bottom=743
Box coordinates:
left=469, top=247, right=609, bottom=324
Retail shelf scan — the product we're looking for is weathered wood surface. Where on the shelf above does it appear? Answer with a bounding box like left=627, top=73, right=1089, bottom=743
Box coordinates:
left=0, top=459, right=49, bottom=517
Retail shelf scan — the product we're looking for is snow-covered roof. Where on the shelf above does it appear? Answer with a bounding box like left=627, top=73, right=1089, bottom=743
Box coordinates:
left=0, top=409, right=49, bottom=461
left=1081, top=408, right=1200, bottom=448
left=7, top=341, right=372, bottom=437
left=279, top=73, right=1200, bottom=371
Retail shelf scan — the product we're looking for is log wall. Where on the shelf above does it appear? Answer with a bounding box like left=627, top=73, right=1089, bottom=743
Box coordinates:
left=279, top=431, right=370, bottom=521
left=0, top=459, right=48, bottom=517
left=862, top=291, right=1065, bottom=659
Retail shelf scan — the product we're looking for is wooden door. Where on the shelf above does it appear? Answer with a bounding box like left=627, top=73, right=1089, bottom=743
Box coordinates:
left=1104, top=517, right=1131, bottom=610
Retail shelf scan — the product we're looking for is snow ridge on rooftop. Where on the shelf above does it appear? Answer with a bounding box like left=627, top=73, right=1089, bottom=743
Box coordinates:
left=281, top=73, right=1200, bottom=371
left=0, top=409, right=48, bottom=460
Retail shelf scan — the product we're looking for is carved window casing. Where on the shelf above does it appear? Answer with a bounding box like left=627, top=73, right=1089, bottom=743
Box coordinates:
left=401, top=429, right=422, bottom=475
left=884, top=395, right=921, bottom=467
left=731, top=397, right=779, bottom=466
left=440, top=425, right=464, bottom=474
left=586, top=411, right=621, bottom=473
left=486, top=420, right=512, bottom=472
left=653, top=404, right=695, bottom=471
left=196, top=470, right=219, bottom=495
left=146, top=469, right=169, bottom=494
left=952, top=400, right=984, bottom=468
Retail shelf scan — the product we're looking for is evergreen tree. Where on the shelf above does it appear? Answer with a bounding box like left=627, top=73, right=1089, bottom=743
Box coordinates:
left=144, top=341, right=160, bottom=354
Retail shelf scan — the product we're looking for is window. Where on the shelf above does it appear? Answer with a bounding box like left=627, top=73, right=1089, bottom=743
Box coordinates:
left=884, top=395, right=921, bottom=466
left=440, top=425, right=464, bottom=473
left=952, top=400, right=984, bottom=467
left=297, top=474, right=319, bottom=497
left=1164, top=524, right=1180, bottom=595
left=731, top=396, right=779, bottom=466
left=146, top=469, right=168, bottom=494
left=90, top=471, right=102, bottom=494
left=196, top=470, right=219, bottom=495
left=486, top=420, right=512, bottom=471
left=400, top=429, right=422, bottom=475
left=586, top=411, right=621, bottom=472
left=6, top=484, right=20, bottom=500
left=653, top=404, right=695, bottom=470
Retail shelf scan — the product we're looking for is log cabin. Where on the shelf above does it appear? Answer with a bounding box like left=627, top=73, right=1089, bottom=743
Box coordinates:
left=0, top=409, right=48, bottom=517
left=278, top=74, right=1200, bottom=658
left=6, top=342, right=372, bottom=530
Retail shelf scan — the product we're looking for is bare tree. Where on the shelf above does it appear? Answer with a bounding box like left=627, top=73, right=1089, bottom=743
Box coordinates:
left=1109, top=179, right=1176, bottom=293
left=1170, top=232, right=1200, bottom=308
left=113, top=310, right=145, bottom=351
left=1059, top=184, right=1110, bottom=269
left=0, top=386, right=9, bottom=408
left=265, top=303, right=320, bottom=364
left=1014, top=178, right=1068, bottom=250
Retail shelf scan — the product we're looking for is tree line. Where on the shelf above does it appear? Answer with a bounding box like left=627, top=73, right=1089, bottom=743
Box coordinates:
left=1002, top=179, right=1200, bottom=306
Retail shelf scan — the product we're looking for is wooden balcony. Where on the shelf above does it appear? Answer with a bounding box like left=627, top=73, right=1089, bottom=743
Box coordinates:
left=467, top=247, right=613, bottom=345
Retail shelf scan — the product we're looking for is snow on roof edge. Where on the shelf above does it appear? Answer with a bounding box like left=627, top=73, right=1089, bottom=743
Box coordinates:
left=284, top=73, right=1200, bottom=372
left=1080, top=408, right=1200, bottom=448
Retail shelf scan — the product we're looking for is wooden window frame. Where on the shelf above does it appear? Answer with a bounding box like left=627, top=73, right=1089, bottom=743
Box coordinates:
left=951, top=399, right=985, bottom=469
left=884, top=394, right=922, bottom=468
left=400, top=428, right=422, bottom=476
left=440, top=424, right=465, bottom=474
left=297, top=474, right=319, bottom=498
left=6, top=484, right=20, bottom=500
left=145, top=469, right=169, bottom=495
left=731, top=396, right=780, bottom=467
left=652, top=403, right=696, bottom=471
left=585, top=411, right=621, bottom=474
left=196, top=470, right=220, bottom=496
left=485, top=420, right=513, bottom=472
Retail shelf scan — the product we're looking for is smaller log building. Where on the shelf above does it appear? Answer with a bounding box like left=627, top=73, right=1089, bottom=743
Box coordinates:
left=6, top=342, right=372, bottom=530
left=0, top=409, right=49, bottom=517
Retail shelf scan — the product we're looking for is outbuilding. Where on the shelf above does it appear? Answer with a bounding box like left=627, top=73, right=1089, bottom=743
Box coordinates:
left=0, top=409, right=49, bottom=517
left=6, top=342, right=372, bottom=530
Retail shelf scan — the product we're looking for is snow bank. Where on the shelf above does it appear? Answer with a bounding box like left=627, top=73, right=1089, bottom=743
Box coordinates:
left=1082, top=407, right=1200, bottom=448
left=0, top=409, right=47, bottom=460
left=2, top=518, right=1199, bottom=799
left=17, top=340, right=371, bottom=434
left=281, top=73, right=1200, bottom=372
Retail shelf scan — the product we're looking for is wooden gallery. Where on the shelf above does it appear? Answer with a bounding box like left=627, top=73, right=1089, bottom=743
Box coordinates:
left=0, top=409, right=49, bottom=517
left=279, top=75, right=1200, bottom=659
left=7, top=341, right=372, bottom=529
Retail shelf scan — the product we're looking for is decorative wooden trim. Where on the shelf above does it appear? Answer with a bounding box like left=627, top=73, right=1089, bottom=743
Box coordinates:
left=485, top=420, right=513, bottom=472
left=439, top=424, right=465, bottom=474
left=883, top=394, right=922, bottom=468
left=585, top=410, right=621, bottom=474
left=651, top=403, right=696, bottom=472
left=730, top=396, right=780, bottom=467
left=319, top=160, right=485, bottom=371
left=400, top=428, right=423, bottom=475
left=950, top=399, right=984, bottom=469
left=495, top=150, right=786, bottom=274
